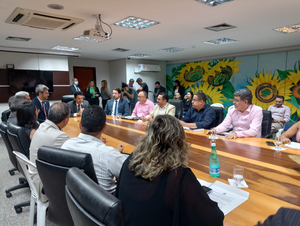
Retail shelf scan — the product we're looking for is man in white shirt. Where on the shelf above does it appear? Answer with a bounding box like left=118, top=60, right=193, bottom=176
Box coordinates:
left=62, top=105, right=128, bottom=194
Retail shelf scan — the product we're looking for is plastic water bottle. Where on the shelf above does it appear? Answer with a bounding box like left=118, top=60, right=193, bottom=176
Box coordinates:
left=209, top=139, right=220, bottom=177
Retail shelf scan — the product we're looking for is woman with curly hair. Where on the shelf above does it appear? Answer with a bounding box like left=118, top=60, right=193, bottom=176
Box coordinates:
left=116, top=115, right=224, bottom=226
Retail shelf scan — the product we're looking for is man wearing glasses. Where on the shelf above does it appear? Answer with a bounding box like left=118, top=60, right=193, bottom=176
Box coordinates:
left=180, top=91, right=215, bottom=129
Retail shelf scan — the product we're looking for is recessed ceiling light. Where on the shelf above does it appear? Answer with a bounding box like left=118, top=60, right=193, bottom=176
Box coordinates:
left=159, top=47, right=184, bottom=53
left=274, top=24, right=300, bottom=34
left=6, top=36, right=31, bottom=41
left=205, top=23, right=236, bottom=32
left=113, top=16, right=159, bottom=30
left=128, top=54, right=150, bottom=58
left=47, top=4, right=64, bottom=10
left=51, top=46, right=79, bottom=51
left=195, top=0, right=233, bottom=6
left=112, top=48, right=130, bottom=52
left=203, top=38, right=238, bottom=45
left=74, top=36, right=110, bottom=43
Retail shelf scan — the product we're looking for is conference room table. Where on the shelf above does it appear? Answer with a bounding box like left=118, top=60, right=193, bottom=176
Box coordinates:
left=63, top=115, right=300, bottom=226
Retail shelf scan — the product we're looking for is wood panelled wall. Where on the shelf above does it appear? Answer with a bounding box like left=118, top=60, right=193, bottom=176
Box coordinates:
left=0, top=69, right=70, bottom=103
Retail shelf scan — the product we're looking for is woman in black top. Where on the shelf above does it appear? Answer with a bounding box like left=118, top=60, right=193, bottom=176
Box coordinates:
left=172, top=80, right=185, bottom=100
left=116, top=115, right=224, bottom=226
left=17, top=101, right=39, bottom=142
left=183, top=91, right=193, bottom=116
left=84, top=79, right=100, bottom=106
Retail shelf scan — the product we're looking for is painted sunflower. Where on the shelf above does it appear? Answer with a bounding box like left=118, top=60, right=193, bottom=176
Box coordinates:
left=287, top=69, right=300, bottom=98
left=246, top=71, right=293, bottom=110
left=203, top=59, right=242, bottom=87
left=190, top=82, right=224, bottom=105
left=176, top=61, right=211, bottom=89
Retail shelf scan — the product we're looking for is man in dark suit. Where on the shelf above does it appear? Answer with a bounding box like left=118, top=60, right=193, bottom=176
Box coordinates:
left=104, top=88, right=129, bottom=116
left=32, top=84, right=50, bottom=123
left=67, top=91, right=90, bottom=117
left=70, top=78, right=81, bottom=95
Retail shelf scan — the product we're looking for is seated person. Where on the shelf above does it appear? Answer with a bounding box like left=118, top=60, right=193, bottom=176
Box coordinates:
left=132, top=91, right=155, bottom=118
left=7, top=95, right=27, bottom=125
left=121, top=82, right=138, bottom=114
left=116, top=115, right=224, bottom=226
left=15, top=91, right=31, bottom=101
left=17, top=101, right=39, bottom=142
left=144, top=92, right=175, bottom=122
left=62, top=106, right=128, bottom=194
left=173, top=92, right=181, bottom=100
left=104, top=88, right=129, bottom=116
left=180, top=91, right=216, bottom=129
left=32, top=84, right=50, bottom=123
left=207, top=88, right=263, bottom=139
left=280, top=121, right=300, bottom=144
left=183, top=91, right=193, bottom=116
left=67, top=91, right=89, bottom=117
left=267, top=96, right=291, bottom=133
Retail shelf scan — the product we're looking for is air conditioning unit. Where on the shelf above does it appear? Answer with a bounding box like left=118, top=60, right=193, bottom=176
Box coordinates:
left=134, top=64, right=161, bottom=73
left=5, top=7, right=84, bottom=31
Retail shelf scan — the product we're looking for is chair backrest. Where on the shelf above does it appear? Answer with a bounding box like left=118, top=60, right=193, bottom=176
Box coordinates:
left=7, top=123, right=30, bottom=158
left=0, top=122, right=18, bottom=170
left=211, top=103, right=224, bottom=108
left=62, top=95, right=75, bottom=103
left=211, top=106, right=224, bottom=128
left=36, top=146, right=98, bottom=226
left=65, top=167, right=125, bottom=226
left=262, top=110, right=272, bottom=138
left=1, top=109, right=11, bottom=122
left=168, top=99, right=183, bottom=119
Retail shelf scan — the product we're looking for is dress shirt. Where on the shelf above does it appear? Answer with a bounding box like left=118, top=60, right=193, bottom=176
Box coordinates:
left=132, top=99, right=155, bottom=117
left=73, top=103, right=82, bottom=117
left=181, top=104, right=216, bottom=129
left=267, top=104, right=291, bottom=123
left=111, top=98, right=120, bottom=116
left=215, top=104, right=263, bottom=138
left=158, top=105, right=167, bottom=115
left=61, top=133, right=128, bottom=193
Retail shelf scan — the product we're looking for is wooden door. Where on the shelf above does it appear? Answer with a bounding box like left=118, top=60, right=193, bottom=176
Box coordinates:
left=73, top=67, right=96, bottom=93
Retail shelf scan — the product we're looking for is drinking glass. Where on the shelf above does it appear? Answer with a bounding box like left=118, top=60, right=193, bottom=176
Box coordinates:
left=233, top=166, right=244, bottom=186
left=210, top=129, right=216, bottom=139
left=275, top=136, right=282, bottom=151
left=117, top=113, right=122, bottom=120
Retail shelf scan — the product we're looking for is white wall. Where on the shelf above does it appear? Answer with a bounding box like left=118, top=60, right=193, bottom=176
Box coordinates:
left=109, top=59, right=127, bottom=91
left=126, top=59, right=166, bottom=102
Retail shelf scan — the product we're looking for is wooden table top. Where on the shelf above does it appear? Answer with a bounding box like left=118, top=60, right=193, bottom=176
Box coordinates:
left=63, top=116, right=300, bottom=226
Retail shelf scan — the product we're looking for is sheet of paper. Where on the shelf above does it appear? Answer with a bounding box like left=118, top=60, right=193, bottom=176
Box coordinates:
left=183, top=127, right=204, bottom=132
left=197, top=179, right=213, bottom=187
left=284, top=142, right=300, bottom=149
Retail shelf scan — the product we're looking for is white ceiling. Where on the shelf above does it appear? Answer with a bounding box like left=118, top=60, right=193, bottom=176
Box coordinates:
left=0, top=0, right=300, bottom=63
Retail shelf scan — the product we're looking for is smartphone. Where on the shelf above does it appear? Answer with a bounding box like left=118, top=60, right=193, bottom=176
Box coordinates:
left=202, top=185, right=212, bottom=193
left=266, top=141, right=275, bottom=146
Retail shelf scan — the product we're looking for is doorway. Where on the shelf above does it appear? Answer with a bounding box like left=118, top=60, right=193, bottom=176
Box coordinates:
left=73, top=67, right=96, bottom=93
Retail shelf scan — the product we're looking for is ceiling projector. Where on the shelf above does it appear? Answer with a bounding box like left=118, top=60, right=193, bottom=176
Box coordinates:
left=83, top=29, right=111, bottom=41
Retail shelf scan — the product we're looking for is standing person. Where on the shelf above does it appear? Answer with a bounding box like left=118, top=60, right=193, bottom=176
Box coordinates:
left=153, top=81, right=166, bottom=104
left=100, top=80, right=111, bottom=110
left=136, top=78, right=148, bottom=95
left=183, top=91, right=193, bottom=116
left=70, top=78, right=81, bottom=95
left=84, top=79, right=100, bottom=106
left=32, top=84, right=50, bottom=123
left=173, top=80, right=185, bottom=100
left=116, top=115, right=224, bottom=226
left=128, top=78, right=137, bottom=90
left=122, top=82, right=138, bottom=114
left=104, top=88, right=130, bottom=116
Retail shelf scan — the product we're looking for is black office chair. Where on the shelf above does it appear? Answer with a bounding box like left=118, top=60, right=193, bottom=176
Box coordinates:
left=211, top=106, right=224, bottom=128
left=0, top=122, right=18, bottom=176
left=1, top=109, right=11, bottom=122
left=65, top=167, right=125, bottom=226
left=262, top=110, right=272, bottom=138
left=6, top=123, right=31, bottom=213
left=36, top=146, right=98, bottom=226
left=62, top=95, right=75, bottom=103
left=168, top=99, right=183, bottom=119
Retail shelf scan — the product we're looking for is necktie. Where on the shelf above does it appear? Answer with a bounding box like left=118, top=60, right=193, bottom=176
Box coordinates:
left=41, top=101, right=47, bottom=119
left=114, top=101, right=118, bottom=116
left=76, top=86, right=80, bottom=91
left=77, top=104, right=81, bottom=113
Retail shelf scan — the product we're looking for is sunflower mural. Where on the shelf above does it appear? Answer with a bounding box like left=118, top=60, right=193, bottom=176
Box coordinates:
left=246, top=71, right=295, bottom=112
left=286, top=68, right=300, bottom=115
left=176, top=61, right=211, bottom=89
left=190, top=82, right=225, bottom=105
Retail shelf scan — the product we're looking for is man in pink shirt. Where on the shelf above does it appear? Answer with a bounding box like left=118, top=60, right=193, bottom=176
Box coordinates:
left=132, top=91, right=155, bottom=117
left=208, top=89, right=263, bottom=139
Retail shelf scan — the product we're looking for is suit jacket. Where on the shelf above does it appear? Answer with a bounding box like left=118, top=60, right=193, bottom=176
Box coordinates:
left=70, top=84, right=81, bottom=95
left=67, top=100, right=90, bottom=116
left=32, top=97, right=50, bottom=123
left=146, top=102, right=176, bottom=119
left=104, top=98, right=130, bottom=116
left=7, top=112, right=18, bottom=125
